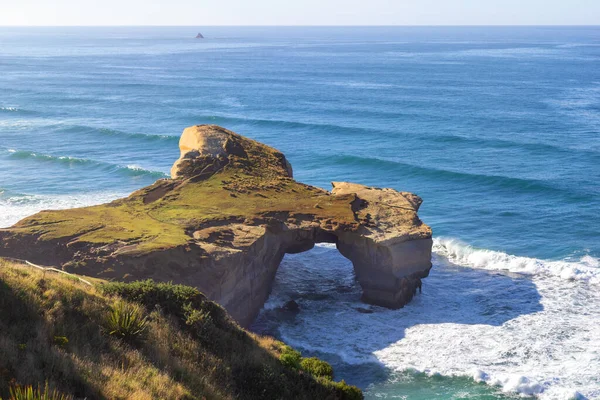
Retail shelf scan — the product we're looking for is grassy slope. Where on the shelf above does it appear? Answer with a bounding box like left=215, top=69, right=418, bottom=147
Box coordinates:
left=0, top=259, right=362, bottom=400
left=3, top=127, right=361, bottom=257
left=7, top=168, right=359, bottom=256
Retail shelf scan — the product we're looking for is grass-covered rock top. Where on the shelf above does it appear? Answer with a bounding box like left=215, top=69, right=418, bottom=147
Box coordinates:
left=1, top=125, right=428, bottom=258
left=0, top=259, right=362, bottom=400
left=0, top=125, right=432, bottom=325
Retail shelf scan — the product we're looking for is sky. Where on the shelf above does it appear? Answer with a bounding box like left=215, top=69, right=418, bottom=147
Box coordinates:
left=1, top=0, right=599, bottom=26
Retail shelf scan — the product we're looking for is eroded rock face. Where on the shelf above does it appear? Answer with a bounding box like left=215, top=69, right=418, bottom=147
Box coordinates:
left=170, top=125, right=293, bottom=179
left=0, top=124, right=432, bottom=327
left=332, top=182, right=433, bottom=309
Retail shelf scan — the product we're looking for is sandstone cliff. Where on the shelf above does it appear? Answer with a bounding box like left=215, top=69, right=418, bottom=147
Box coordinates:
left=0, top=125, right=432, bottom=327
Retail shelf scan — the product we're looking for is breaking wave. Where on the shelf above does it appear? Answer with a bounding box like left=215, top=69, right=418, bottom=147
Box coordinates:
left=0, top=191, right=125, bottom=228
left=0, top=106, right=38, bottom=115
left=255, top=240, right=600, bottom=400
left=89, top=126, right=179, bottom=143
left=5, top=149, right=168, bottom=179
left=433, top=237, right=600, bottom=285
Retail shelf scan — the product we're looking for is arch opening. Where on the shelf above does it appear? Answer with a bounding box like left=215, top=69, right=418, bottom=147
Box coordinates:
left=232, top=226, right=433, bottom=327
left=252, top=240, right=361, bottom=335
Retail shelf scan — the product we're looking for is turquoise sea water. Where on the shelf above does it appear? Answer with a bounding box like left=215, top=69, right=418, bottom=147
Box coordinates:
left=0, top=26, right=599, bottom=399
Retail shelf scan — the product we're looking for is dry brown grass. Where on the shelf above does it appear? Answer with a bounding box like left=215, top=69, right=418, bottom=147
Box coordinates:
left=0, top=260, right=362, bottom=400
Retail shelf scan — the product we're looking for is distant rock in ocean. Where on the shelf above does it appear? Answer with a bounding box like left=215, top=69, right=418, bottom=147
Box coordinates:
left=195, top=32, right=204, bottom=39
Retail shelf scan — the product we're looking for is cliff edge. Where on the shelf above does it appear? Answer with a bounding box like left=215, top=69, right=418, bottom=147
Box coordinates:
left=0, top=125, right=432, bottom=327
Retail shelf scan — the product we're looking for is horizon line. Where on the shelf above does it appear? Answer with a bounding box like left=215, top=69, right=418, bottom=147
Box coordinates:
left=1, top=24, right=599, bottom=28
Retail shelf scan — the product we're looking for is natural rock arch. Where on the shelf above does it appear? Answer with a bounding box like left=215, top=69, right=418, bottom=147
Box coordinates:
left=181, top=183, right=433, bottom=327
left=0, top=125, right=432, bottom=327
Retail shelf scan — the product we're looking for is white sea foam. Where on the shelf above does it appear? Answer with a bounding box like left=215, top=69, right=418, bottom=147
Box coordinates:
left=256, top=240, right=600, bottom=399
left=0, top=192, right=125, bottom=228
left=433, top=237, right=600, bottom=285
left=220, top=96, right=245, bottom=108
left=556, top=43, right=600, bottom=49
left=455, top=47, right=558, bottom=58
left=58, top=155, right=83, bottom=162
left=315, top=242, right=337, bottom=249
left=327, top=81, right=395, bottom=89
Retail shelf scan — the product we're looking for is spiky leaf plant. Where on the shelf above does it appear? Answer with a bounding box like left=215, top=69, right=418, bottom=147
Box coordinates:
left=104, top=300, right=149, bottom=342
left=6, top=383, right=73, bottom=400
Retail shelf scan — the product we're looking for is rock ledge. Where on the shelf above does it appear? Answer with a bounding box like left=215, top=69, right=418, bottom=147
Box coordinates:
left=0, top=125, right=432, bottom=326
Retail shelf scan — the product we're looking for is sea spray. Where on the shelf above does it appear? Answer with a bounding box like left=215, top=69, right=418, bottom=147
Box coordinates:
left=433, top=237, right=600, bottom=285
left=0, top=192, right=126, bottom=228
left=254, top=241, right=600, bottom=399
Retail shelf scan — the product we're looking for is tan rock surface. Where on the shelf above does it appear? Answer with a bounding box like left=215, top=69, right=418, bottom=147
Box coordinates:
left=0, top=125, right=432, bottom=327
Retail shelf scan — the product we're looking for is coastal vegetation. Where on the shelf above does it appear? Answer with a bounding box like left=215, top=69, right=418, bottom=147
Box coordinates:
left=3, top=127, right=359, bottom=257
left=0, top=259, right=362, bottom=400
left=0, top=125, right=432, bottom=327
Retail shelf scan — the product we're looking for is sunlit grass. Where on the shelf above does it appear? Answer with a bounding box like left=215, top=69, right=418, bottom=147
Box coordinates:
left=0, top=260, right=362, bottom=399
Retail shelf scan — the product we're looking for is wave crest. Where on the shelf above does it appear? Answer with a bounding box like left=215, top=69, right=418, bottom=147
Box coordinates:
left=0, top=106, right=38, bottom=115
left=5, top=149, right=168, bottom=179
left=0, top=191, right=125, bottom=228
left=433, top=237, right=600, bottom=285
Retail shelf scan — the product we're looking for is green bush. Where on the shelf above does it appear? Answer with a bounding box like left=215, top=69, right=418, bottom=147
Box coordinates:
left=279, top=346, right=302, bottom=369
left=300, top=357, right=334, bottom=380
left=327, top=380, right=363, bottom=400
left=0, top=264, right=363, bottom=400
left=183, top=303, right=211, bottom=325
left=104, top=300, right=148, bottom=342
left=101, top=280, right=201, bottom=316
left=5, top=383, right=73, bottom=400
left=52, top=336, right=68, bottom=348
left=98, top=280, right=363, bottom=399
left=231, top=363, right=277, bottom=398
left=100, top=280, right=230, bottom=330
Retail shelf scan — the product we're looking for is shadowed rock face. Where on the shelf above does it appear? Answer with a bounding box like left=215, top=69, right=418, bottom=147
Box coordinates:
left=332, top=182, right=433, bottom=309
left=0, top=125, right=432, bottom=327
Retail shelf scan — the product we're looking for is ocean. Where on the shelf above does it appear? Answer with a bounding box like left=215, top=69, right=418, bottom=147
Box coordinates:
left=0, top=26, right=598, bottom=399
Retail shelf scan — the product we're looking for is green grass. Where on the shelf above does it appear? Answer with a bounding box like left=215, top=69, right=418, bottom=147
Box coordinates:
left=3, top=383, right=73, bottom=400
left=0, top=260, right=362, bottom=400
left=6, top=170, right=358, bottom=254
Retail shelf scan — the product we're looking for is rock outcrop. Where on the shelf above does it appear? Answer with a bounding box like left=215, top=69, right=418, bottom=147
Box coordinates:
left=332, top=182, right=433, bottom=309
left=0, top=125, right=432, bottom=327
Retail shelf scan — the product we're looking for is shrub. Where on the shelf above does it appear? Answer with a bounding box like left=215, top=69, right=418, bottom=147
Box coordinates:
left=52, top=336, right=69, bottom=348
left=5, top=383, right=73, bottom=400
left=329, top=380, right=363, bottom=400
left=183, top=303, right=211, bottom=326
left=231, top=363, right=275, bottom=398
left=300, top=357, right=334, bottom=380
left=0, top=264, right=363, bottom=400
left=99, top=279, right=237, bottom=341
left=104, top=300, right=148, bottom=342
left=100, top=280, right=202, bottom=318
left=279, top=346, right=302, bottom=369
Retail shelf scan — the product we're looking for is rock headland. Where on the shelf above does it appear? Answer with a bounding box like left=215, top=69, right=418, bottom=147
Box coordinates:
left=0, top=125, right=432, bottom=326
